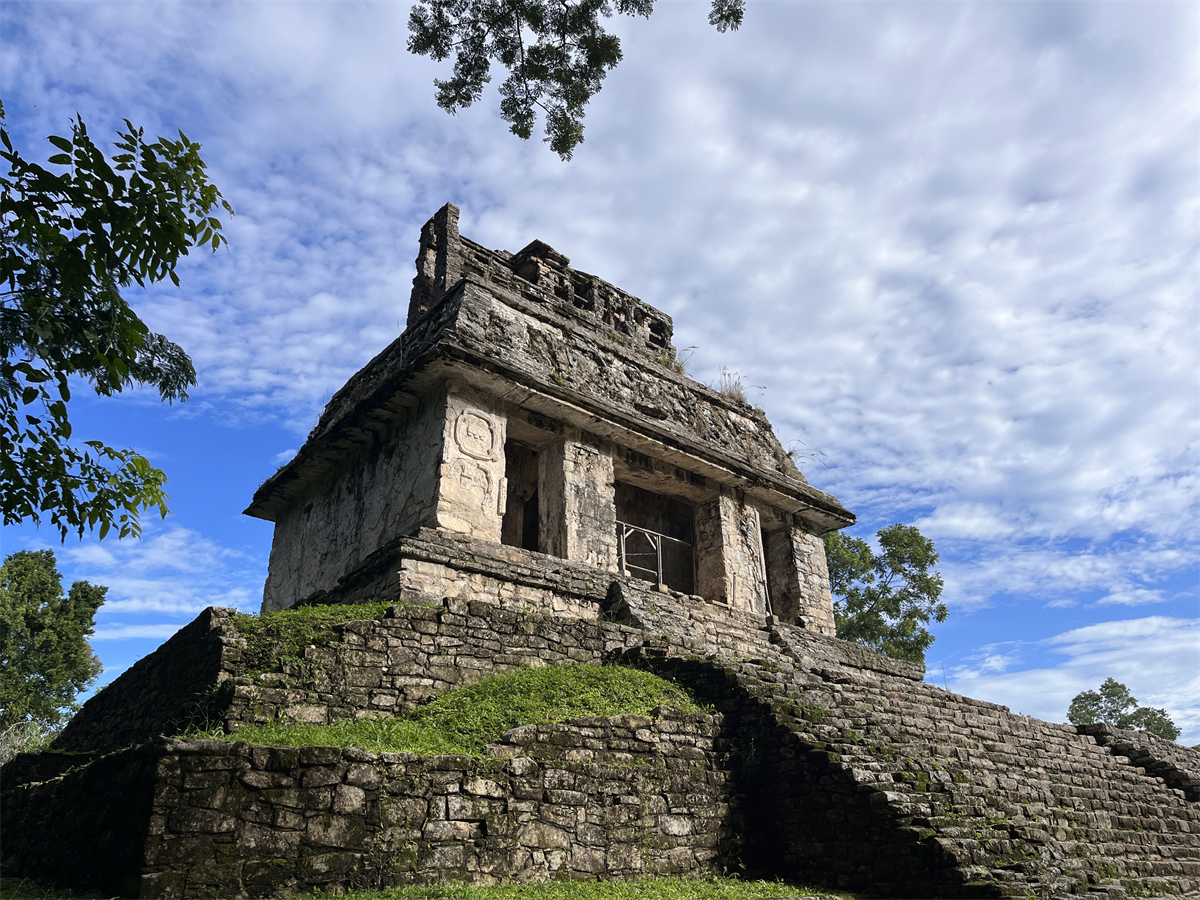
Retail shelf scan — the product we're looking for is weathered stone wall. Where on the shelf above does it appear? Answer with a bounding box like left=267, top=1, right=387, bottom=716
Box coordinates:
left=1, top=743, right=160, bottom=899
left=48, top=531, right=867, bottom=754
left=434, top=384, right=508, bottom=542
left=53, top=607, right=243, bottom=754
left=627, top=622, right=1200, bottom=897
left=1078, top=722, right=1200, bottom=802
left=222, top=598, right=637, bottom=732
left=446, top=281, right=835, bottom=514
left=397, top=556, right=602, bottom=623
left=287, top=529, right=622, bottom=615
left=776, top=525, right=837, bottom=636
left=262, top=389, right=447, bottom=612
left=30, top=549, right=1200, bottom=898
left=6, top=710, right=735, bottom=899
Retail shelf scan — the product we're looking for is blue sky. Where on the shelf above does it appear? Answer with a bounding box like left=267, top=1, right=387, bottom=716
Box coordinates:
left=2, top=1, right=1197, bottom=741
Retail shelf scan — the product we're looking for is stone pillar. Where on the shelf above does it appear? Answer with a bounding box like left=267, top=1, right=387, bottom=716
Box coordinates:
left=788, top=525, right=837, bottom=635
left=763, top=524, right=837, bottom=635
left=407, top=202, right=462, bottom=327
left=540, top=434, right=618, bottom=570
left=694, top=490, right=770, bottom=614
left=433, top=384, right=507, bottom=542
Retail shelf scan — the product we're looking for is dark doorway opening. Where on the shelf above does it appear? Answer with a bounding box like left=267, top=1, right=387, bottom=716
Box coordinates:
left=502, top=440, right=540, bottom=553
left=762, top=526, right=799, bottom=622
left=614, top=481, right=695, bottom=594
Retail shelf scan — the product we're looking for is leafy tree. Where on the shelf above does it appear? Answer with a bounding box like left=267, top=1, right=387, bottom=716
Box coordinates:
left=1067, top=677, right=1181, bottom=742
left=0, top=549, right=105, bottom=730
left=1, top=100, right=231, bottom=540
left=407, top=0, right=746, bottom=160
left=824, top=524, right=948, bottom=666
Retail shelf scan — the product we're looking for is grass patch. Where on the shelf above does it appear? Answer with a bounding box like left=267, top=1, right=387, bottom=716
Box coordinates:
left=186, top=664, right=705, bottom=755
left=0, top=877, right=77, bottom=900
left=232, top=602, right=395, bottom=678
left=715, top=367, right=747, bottom=404
left=311, top=875, right=840, bottom=900
left=0, top=875, right=844, bottom=900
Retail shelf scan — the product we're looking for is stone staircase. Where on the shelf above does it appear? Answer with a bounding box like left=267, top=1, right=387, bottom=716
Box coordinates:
left=611, top=583, right=1200, bottom=898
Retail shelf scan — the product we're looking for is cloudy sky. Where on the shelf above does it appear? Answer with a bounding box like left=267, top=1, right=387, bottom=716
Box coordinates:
left=2, top=1, right=1197, bottom=742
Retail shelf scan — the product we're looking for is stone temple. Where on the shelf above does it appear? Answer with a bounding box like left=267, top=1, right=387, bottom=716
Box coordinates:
left=246, top=203, right=850, bottom=631
left=4, top=205, right=1199, bottom=899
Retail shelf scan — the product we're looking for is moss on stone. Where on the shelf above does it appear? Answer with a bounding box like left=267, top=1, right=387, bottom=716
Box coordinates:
left=232, top=603, right=395, bottom=680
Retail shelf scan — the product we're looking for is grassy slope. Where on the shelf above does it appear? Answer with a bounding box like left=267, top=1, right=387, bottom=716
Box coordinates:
left=0, top=876, right=847, bottom=900
left=310, top=876, right=844, bottom=899
left=185, top=663, right=707, bottom=755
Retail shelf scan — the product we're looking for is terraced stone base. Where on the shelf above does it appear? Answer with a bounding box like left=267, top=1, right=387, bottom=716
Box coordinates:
left=4, top=535, right=1198, bottom=898
left=3, top=711, right=733, bottom=899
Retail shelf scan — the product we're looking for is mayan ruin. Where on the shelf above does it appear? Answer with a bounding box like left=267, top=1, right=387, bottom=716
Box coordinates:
left=4, top=204, right=1198, bottom=899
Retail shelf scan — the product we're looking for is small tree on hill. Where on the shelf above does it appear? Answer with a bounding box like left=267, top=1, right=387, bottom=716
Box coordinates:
left=824, top=523, right=947, bottom=666
left=0, top=549, right=106, bottom=730
left=1067, top=677, right=1181, bottom=742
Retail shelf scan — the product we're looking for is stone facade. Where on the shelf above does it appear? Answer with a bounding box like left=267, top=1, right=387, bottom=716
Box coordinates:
left=13, top=580, right=1200, bottom=898
left=261, top=391, right=446, bottom=612
left=7, top=711, right=735, bottom=899
left=247, top=203, right=853, bottom=621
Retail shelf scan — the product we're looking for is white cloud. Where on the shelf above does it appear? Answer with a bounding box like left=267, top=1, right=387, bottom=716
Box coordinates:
left=1, top=1, right=1196, bottom=724
left=1098, top=586, right=1167, bottom=607
left=945, top=616, right=1200, bottom=744
left=92, top=624, right=184, bottom=641
left=62, top=523, right=261, bottom=616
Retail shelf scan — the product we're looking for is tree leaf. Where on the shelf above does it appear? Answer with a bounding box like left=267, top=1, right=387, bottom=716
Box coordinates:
left=1, top=110, right=230, bottom=539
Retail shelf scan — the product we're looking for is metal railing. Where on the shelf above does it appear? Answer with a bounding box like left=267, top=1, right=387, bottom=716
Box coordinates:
left=617, top=520, right=692, bottom=588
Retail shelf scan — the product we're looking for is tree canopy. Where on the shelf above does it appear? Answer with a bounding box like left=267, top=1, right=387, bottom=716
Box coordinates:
left=824, top=523, right=948, bottom=666
left=0, top=549, right=106, bottom=730
left=407, top=0, right=746, bottom=159
left=1067, top=677, right=1181, bottom=742
left=0, top=101, right=231, bottom=540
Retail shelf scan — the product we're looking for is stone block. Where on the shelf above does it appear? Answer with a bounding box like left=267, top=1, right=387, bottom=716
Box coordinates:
left=306, top=814, right=366, bottom=849
left=333, top=784, right=367, bottom=815
left=519, top=821, right=571, bottom=849
left=424, top=819, right=481, bottom=841
left=167, top=807, right=237, bottom=834
left=237, top=821, right=302, bottom=855
left=301, top=766, right=343, bottom=788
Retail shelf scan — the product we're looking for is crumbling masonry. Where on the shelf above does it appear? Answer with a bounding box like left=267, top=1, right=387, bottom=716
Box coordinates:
left=4, top=205, right=1198, bottom=899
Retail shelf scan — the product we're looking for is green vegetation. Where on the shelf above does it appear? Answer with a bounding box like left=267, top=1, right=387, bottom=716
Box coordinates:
left=312, top=876, right=837, bottom=900
left=407, top=0, right=746, bottom=160
left=0, top=720, right=58, bottom=767
left=0, top=875, right=840, bottom=900
left=232, top=602, right=395, bottom=678
left=823, top=524, right=946, bottom=666
left=0, top=877, right=76, bottom=900
left=0, top=550, right=105, bottom=736
left=1067, top=677, right=1181, bottom=742
left=1, top=101, right=231, bottom=540
left=187, top=664, right=705, bottom=756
